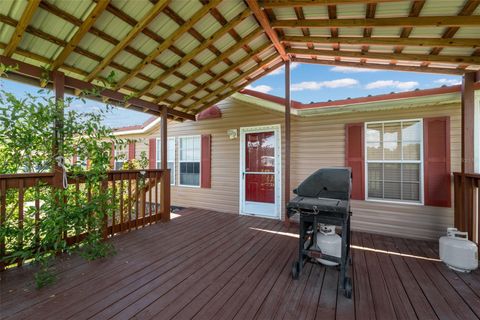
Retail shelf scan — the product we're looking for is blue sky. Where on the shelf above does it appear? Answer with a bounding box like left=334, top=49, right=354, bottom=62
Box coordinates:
left=1, top=64, right=461, bottom=128
left=246, top=63, right=462, bottom=103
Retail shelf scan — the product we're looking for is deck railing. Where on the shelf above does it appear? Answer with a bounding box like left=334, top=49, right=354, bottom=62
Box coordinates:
left=453, top=172, right=480, bottom=244
left=0, top=169, right=170, bottom=270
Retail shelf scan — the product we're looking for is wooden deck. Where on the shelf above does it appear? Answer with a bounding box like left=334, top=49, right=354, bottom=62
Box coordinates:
left=1, top=208, right=479, bottom=320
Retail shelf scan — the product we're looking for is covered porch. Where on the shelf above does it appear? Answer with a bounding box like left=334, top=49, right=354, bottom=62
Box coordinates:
left=1, top=0, right=480, bottom=319
left=1, top=208, right=479, bottom=320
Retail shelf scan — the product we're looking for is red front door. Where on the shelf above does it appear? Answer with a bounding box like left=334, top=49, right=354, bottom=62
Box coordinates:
left=245, top=131, right=275, bottom=203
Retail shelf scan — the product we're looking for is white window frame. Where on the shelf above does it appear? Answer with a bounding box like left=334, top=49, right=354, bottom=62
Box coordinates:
left=178, top=135, right=202, bottom=188
left=156, top=137, right=176, bottom=186
left=364, top=119, right=424, bottom=205
left=114, top=146, right=127, bottom=170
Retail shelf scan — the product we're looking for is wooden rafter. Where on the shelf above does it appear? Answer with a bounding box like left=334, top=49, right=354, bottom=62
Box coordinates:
left=170, top=42, right=273, bottom=109
left=51, top=0, right=110, bottom=71
left=113, top=0, right=221, bottom=90
left=154, top=28, right=265, bottom=104
left=288, top=48, right=480, bottom=66
left=85, top=0, right=170, bottom=82
left=245, top=0, right=288, bottom=61
left=3, top=0, right=41, bottom=57
left=291, top=57, right=467, bottom=75
left=394, top=0, right=425, bottom=54
left=271, top=16, right=480, bottom=28
left=162, top=6, right=238, bottom=78
left=428, top=0, right=480, bottom=65
left=33, top=2, right=206, bottom=99
left=260, top=0, right=405, bottom=7
left=282, top=36, right=480, bottom=49
left=136, top=8, right=251, bottom=99
left=194, top=60, right=285, bottom=113
left=184, top=54, right=280, bottom=111
left=0, top=54, right=195, bottom=120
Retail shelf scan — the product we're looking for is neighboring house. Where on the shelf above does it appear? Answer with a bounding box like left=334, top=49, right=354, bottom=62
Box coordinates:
left=113, top=85, right=480, bottom=240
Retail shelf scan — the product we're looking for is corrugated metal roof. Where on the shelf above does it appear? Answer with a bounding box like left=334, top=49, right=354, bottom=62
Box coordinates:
left=0, top=0, right=478, bottom=117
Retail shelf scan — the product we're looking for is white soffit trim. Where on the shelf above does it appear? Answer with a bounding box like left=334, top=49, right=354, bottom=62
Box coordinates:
left=233, top=92, right=461, bottom=117
left=113, top=118, right=160, bottom=136
left=231, top=93, right=299, bottom=116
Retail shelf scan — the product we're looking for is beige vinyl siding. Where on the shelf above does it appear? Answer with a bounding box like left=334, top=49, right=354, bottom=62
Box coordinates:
left=120, top=97, right=461, bottom=240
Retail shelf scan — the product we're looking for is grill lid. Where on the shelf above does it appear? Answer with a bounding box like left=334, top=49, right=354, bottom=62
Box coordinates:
left=293, top=167, right=352, bottom=200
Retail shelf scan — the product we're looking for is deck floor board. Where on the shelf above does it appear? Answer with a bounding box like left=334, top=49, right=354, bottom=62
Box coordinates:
left=1, top=208, right=479, bottom=320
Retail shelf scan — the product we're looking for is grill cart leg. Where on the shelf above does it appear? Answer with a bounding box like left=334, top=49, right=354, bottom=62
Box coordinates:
left=292, top=214, right=307, bottom=279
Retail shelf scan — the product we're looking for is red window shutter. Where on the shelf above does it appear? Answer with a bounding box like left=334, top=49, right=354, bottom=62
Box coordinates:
left=110, top=143, right=115, bottom=168
left=201, top=134, right=212, bottom=188
left=128, top=142, right=136, bottom=160
left=424, top=117, right=451, bottom=207
left=149, top=138, right=156, bottom=169
left=345, top=123, right=365, bottom=200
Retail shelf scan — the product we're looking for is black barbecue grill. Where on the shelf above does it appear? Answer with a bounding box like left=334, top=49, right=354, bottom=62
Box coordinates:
left=287, top=167, right=353, bottom=298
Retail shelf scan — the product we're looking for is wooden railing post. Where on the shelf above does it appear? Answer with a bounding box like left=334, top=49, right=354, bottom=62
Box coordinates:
left=101, top=178, right=108, bottom=240
left=160, top=170, right=170, bottom=222
left=0, top=179, right=6, bottom=271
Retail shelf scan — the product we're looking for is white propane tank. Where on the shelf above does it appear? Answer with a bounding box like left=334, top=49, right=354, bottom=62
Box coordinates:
left=316, top=225, right=341, bottom=266
left=439, top=228, right=478, bottom=273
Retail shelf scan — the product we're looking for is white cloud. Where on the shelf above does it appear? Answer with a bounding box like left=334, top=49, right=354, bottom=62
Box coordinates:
left=245, top=84, right=273, bottom=93
left=291, top=78, right=359, bottom=91
left=267, top=62, right=300, bottom=76
left=434, top=78, right=461, bottom=86
left=330, top=66, right=379, bottom=73
left=365, top=80, right=418, bottom=91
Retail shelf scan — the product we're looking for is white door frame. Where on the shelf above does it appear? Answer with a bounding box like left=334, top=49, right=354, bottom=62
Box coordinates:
left=239, top=124, right=282, bottom=220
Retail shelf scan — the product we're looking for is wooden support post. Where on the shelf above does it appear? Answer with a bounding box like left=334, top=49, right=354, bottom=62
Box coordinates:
left=462, top=72, right=476, bottom=174
left=160, top=107, right=170, bottom=222
left=52, top=71, right=65, bottom=187
left=284, top=60, right=291, bottom=227
left=457, top=72, right=477, bottom=235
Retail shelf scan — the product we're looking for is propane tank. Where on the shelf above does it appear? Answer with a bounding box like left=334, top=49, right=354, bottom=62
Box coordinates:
left=439, top=228, right=478, bottom=273
left=316, top=225, right=341, bottom=266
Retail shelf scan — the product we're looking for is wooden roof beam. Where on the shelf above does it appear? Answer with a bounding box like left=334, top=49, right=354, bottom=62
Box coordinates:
left=291, top=57, right=468, bottom=75
left=288, top=48, right=480, bottom=66
left=113, top=0, right=221, bottom=90
left=135, top=8, right=251, bottom=99
left=245, top=0, right=288, bottom=61
left=282, top=36, right=480, bottom=48
left=194, top=60, right=285, bottom=113
left=170, top=42, right=273, bottom=109
left=85, top=0, right=170, bottom=82
left=260, top=0, right=406, bottom=7
left=50, top=0, right=110, bottom=71
left=0, top=55, right=195, bottom=121
left=3, top=0, right=41, bottom=57
left=271, top=16, right=480, bottom=28
left=153, top=28, right=265, bottom=104
left=183, top=54, right=280, bottom=112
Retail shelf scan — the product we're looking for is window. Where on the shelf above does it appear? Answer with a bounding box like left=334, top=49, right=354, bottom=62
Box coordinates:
left=114, top=145, right=127, bottom=170
left=156, top=137, right=176, bottom=185
left=365, top=120, right=423, bottom=203
left=178, top=136, right=201, bottom=187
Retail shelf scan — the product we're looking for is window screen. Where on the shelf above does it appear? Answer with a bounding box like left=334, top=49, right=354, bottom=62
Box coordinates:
left=366, top=120, right=422, bottom=202
left=178, top=136, right=201, bottom=187
left=156, top=137, right=176, bottom=185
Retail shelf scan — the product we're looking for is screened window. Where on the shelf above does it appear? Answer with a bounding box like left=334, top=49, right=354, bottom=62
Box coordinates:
left=114, top=146, right=127, bottom=170
left=366, top=120, right=423, bottom=203
left=178, top=136, right=201, bottom=187
left=156, top=137, right=176, bottom=185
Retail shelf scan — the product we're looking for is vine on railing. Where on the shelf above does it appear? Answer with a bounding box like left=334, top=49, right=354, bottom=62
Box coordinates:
left=0, top=67, right=134, bottom=287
